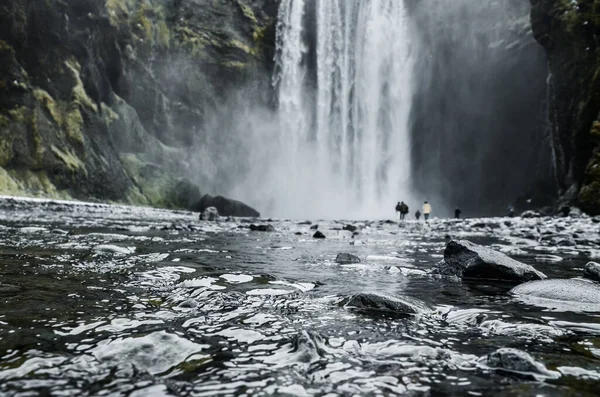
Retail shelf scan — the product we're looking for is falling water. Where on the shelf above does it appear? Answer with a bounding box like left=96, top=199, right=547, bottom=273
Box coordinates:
left=273, top=0, right=414, bottom=219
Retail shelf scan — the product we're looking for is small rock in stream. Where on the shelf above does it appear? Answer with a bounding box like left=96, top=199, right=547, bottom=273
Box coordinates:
left=483, top=348, right=559, bottom=379
left=313, top=231, right=326, bottom=239
left=342, top=292, right=426, bottom=316
left=249, top=224, right=275, bottom=232
left=335, top=253, right=361, bottom=264
left=200, top=206, right=219, bottom=221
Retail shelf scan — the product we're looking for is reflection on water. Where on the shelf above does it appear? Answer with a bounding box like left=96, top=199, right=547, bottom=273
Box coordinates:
left=0, top=197, right=599, bottom=396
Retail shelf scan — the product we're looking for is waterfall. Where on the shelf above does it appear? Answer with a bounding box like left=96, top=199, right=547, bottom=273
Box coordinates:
left=273, top=0, right=414, bottom=219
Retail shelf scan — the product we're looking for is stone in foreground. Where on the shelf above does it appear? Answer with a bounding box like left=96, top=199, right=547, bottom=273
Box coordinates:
left=335, top=253, right=361, bottom=264
left=511, top=278, right=600, bottom=304
left=584, top=262, right=600, bottom=282
left=483, top=348, right=559, bottom=379
left=342, top=293, right=426, bottom=316
left=432, top=240, right=546, bottom=283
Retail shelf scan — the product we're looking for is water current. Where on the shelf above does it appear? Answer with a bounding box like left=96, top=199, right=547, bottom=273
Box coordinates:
left=0, top=197, right=599, bottom=396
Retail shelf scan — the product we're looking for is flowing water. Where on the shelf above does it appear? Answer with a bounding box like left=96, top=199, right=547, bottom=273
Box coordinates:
left=271, top=0, right=414, bottom=219
left=1, top=197, right=600, bottom=396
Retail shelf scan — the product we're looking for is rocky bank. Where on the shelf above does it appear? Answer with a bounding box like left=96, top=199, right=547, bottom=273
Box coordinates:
left=0, top=0, right=277, bottom=209
left=530, top=0, right=600, bottom=215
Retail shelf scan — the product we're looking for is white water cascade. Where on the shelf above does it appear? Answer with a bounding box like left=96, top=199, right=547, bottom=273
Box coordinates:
left=270, top=0, right=414, bottom=219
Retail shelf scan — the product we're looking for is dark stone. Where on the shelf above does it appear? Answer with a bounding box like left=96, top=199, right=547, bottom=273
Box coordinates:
left=584, top=262, right=600, bottom=282
left=298, top=221, right=312, bottom=225
left=200, top=207, right=219, bottom=221
left=484, top=348, right=558, bottom=379
left=521, top=210, right=541, bottom=218
left=335, top=253, right=361, bottom=264
left=342, top=293, right=426, bottom=316
left=249, top=224, right=275, bottom=232
left=313, top=231, right=326, bottom=239
left=431, top=240, right=546, bottom=283
left=310, top=224, right=319, bottom=230
left=191, top=195, right=259, bottom=218
left=511, top=279, right=600, bottom=304
left=343, top=225, right=358, bottom=232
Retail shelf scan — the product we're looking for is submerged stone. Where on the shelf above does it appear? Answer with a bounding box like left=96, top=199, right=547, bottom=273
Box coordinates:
left=483, top=348, right=559, bottom=379
left=335, top=253, right=361, bottom=264
left=431, top=240, right=546, bottom=283
left=342, top=292, right=426, bottom=316
left=511, top=278, right=600, bottom=304
left=583, top=262, right=600, bottom=282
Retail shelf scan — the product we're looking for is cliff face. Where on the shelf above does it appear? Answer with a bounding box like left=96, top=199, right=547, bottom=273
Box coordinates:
left=530, top=0, right=600, bottom=214
left=0, top=0, right=278, bottom=208
left=409, top=0, right=552, bottom=216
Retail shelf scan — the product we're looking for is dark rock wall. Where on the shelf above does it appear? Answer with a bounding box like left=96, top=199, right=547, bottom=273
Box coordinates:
left=408, top=0, right=553, bottom=216
left=0, top=0, right=278, bottom=207
left=530, top=0, right=600, bottom=215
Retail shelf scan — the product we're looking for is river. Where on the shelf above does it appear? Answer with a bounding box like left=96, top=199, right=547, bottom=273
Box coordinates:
left=0, top=197, right=599, bottom=396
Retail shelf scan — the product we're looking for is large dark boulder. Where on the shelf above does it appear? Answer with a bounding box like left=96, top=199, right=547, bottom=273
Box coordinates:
left=342, top=293, right=427, bottom=316
left=511, top=279, right=600, bottom=304
left=584, top=262, right=600, bottom=282
left=191, top=194, right=259, bottom=218
left=432, top=240, right=546, bottom=283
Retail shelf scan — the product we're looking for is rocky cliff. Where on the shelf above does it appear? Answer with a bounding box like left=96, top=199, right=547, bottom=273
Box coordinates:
left=530, top=0, right=600, bottom=214
left=0, top=0, right=277, bottom=209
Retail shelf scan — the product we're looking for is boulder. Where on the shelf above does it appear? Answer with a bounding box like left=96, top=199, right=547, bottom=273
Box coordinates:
left=431, top=240, right=546, bottom=283
left=483, top=348, right=558, bottom=379
left=342, top=293, right=426, bottom=316
left=310, top=224, right=319, bottom=230
left=335, top=253, right=361, bottom=264
left=249, top=224, right=275, bottom=232
left=191, top=194, right=259, bottom=218
left=313, top=231, right=326, bottom=239
left=200, top=206, right=219, bottom=221
left=511, top=279, right=600, bottom=304
left=584, top=262, right=600, bottom=282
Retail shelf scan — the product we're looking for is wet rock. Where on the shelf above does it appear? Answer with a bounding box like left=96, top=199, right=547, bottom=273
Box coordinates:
left=298, top=221, right=312, bottom=225
left=342, top=293, right=425, bottom=316
left=431, top=240, right=546, bottom=283
left=313, top=231, right=326, bottom=239
left=511, top=279, right=600, bottom=303
left=335, top=253, right=361, bottom=264
left=310, top=224, right=319, bottom=230
left=191, top=195, right=259, bottom=218
left=200, top=207, right=219, bottom=221
left=343, top=224, right=358, bottom=232
left=249, top=224, right=275, bottom=232
left=51, top=229, right=69, bottom=235
left=483, top=348, right=559, bottom=379
left=521, top=210, right=541, bottom=218
left=584, top=262, right=600, bottom=282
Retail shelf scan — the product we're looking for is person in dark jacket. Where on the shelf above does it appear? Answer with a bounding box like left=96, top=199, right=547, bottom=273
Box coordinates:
left=415, top=210, right=421, bottom=220
left=455, top=208, right=462, bottom=219
left=395, top=202, right=402, bottom=220
left=399, top=201, right=409, bottom=220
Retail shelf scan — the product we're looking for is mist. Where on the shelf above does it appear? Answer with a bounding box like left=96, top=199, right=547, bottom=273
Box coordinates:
left=168, top=0, right=551, bottom=220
